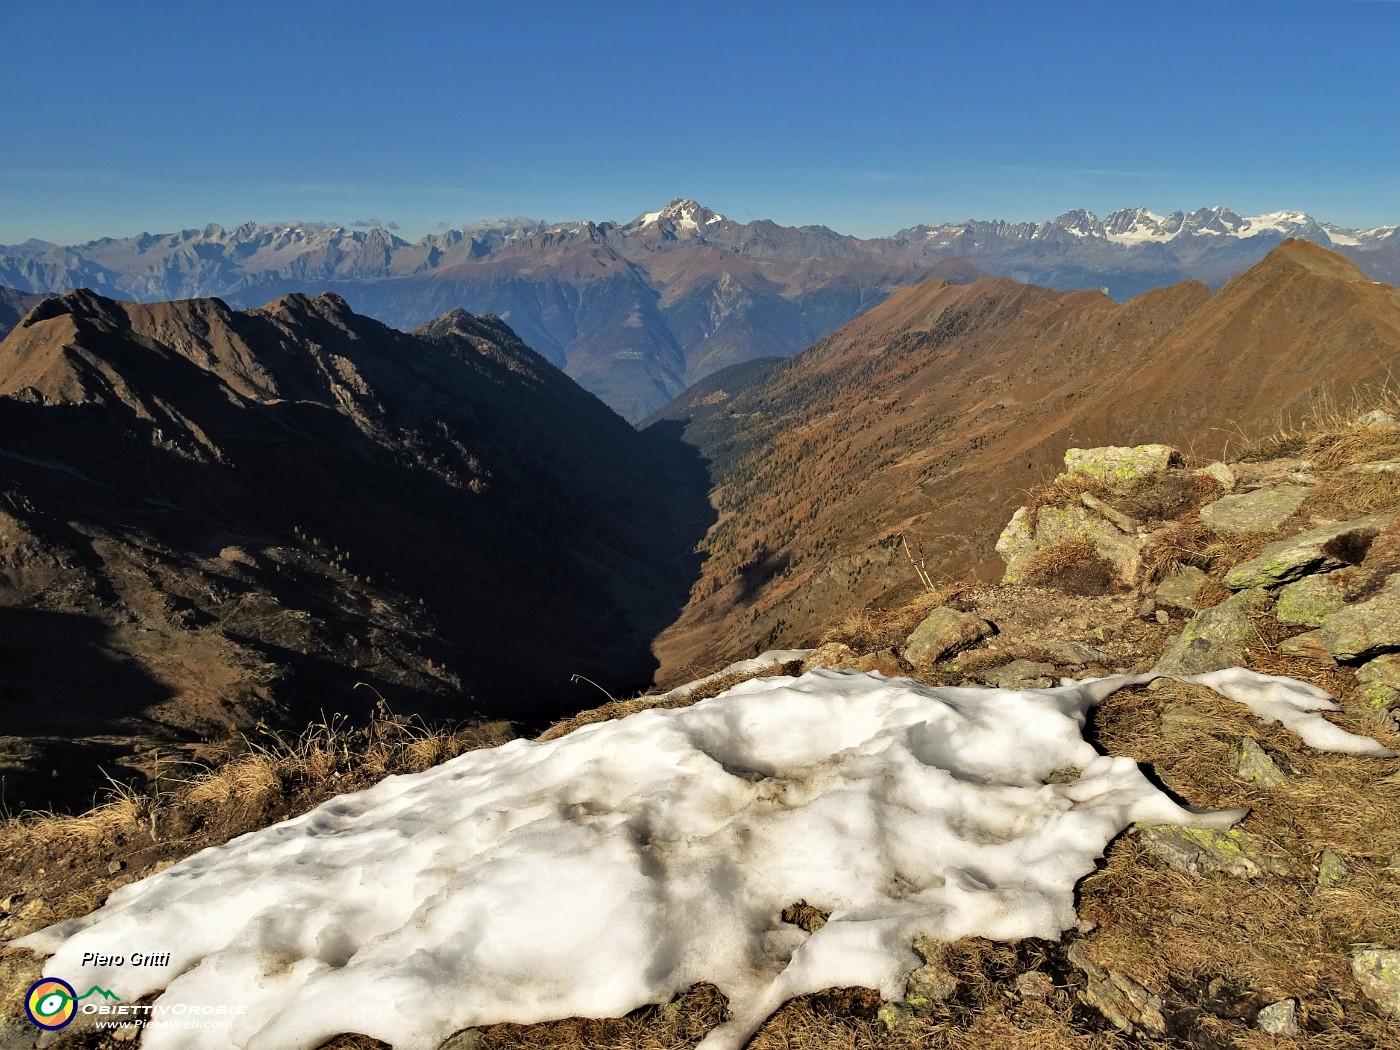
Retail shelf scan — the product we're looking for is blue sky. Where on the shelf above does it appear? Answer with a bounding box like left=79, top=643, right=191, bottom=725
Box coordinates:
left=2, top=0, right=1397, bottom=243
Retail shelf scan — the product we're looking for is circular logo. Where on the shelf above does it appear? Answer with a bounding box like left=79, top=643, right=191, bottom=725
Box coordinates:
left=25, top=978, right=77, bottom=1030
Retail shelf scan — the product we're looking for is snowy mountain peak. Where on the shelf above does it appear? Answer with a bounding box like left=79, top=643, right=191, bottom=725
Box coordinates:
left=633, top=199, right=726, bottom=231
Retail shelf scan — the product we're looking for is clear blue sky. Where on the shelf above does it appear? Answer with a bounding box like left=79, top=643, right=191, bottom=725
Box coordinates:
left=2, top=0, right=1397, bottom=243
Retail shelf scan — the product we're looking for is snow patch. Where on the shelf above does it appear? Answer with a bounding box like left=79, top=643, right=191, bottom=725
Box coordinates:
left=14, top=669, right=1391, bottom=1050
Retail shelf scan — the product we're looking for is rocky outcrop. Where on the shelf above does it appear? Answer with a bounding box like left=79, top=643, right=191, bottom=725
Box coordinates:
left=904, top=608, right=994, bottom=667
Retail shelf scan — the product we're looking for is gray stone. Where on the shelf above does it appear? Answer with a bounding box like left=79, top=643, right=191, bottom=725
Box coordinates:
left=1155, top=565, right=1210, bottom=611
left=998, top=503, right=1143, bottom=585
left=1318, top=848, right=1350, bottom=888
left=1344, top=457, right=1400, bottom=475
left=1278, top=630, right=1337, bottom=665
left=1152, top=588, right=1270, bottom=676
left=1015, top=971, right=1055, bottom=999
left=980, top=659, right=1057, bottom=689
left=1081, top=491, right=1139, bottom=533
left=1136, top=824, right=1289, bottom=878
left=1045, top=639, right=1112, bottom=665
left=1351, top=947, right=1400, bottom=1017
left=1063, top=444, right=1183, bottom=486
left=1256, top=999, right=1300, bottom=1036
left=1319, top=577, right=1400, bottom=661
left=1197, top=462, right=1236, bottom=491
left=904, top=607, right=993, bottom=666
left=1356, top=654, right=1400, bottom=709
left=877, top=1001, right=917, bottom=1029
left=1237, top=738, right=1288, bottom=788
left=1066, top=941, right=1167, bottom=1035
left=1223, top=512, right=1394, bottom=590
left=1155, top=608, right=1170, bottom=625
left=1355, top=409, right=1400, bottom=428
left=1200, top=485, right=1310, bottom=536
left=1276, top=573, right=1348, bottom=627
left=438, top=1029, right=484, bottom=1050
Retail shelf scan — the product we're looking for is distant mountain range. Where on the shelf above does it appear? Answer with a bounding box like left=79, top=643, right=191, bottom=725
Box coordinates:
left=6, top=202, right=1397, bottom=418
left=0, top=288, right=709, bottom=810
left=646, top=240, right=1400, bottom=678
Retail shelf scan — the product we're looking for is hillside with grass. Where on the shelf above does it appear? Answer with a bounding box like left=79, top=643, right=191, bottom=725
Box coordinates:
left=4, top=404, right=1400, bottom=1050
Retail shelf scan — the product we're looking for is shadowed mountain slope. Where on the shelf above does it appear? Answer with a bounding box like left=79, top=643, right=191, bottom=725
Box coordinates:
left=647, top=241, right=1400, bottom=679
left=0, top=290, right=712, bottom=810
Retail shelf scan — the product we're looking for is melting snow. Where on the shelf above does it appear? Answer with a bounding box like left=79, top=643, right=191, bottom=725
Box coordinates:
left=15, top=668, right=1392, bottom=1050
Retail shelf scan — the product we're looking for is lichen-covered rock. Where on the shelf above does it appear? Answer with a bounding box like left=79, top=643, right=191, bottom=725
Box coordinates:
left=800, top=642, right=858, bottom=672
left=1318, top=577, right=1400, bottom=662
left=1063, top=444, right=1182, bottom=485
left=1344, top=457, right=1400, bottom=475
left=1318, top=848, right=1350, bottom=888
left=1136, top=824, right=1289, bottom=878
left=1356, top=409, right=1400, bottom=428
left=1155, top=565, right=1210, bottom=611
left=1066, top=942, right=1167, bottom=1035
left=1046, top=639, right=1113, bottom=665
left=1237, top=737, right=1288, bottom=788
left=1152, top=588, right=1270, bottom=675
left=1256, top=999, right=1300, bottom=1036
left=1200, top=485, right=1310, bottom=535
left=1351, top=947, right=1400, bottom=1017
left=1223, top=513, right=1393, bottom=590
left=904, top=607, right=993, bottom=666
left=905, top=938, right=958, bottom=1010
left=1001, top=503, right=1142, bottom=585
left=1276, top=573, right=1348, bottom=627
left=1356, top=654, right=1400, bottom=709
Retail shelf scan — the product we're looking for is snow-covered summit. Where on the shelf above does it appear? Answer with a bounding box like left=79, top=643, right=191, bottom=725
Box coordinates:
left=632, top=198, right=727, bottom=232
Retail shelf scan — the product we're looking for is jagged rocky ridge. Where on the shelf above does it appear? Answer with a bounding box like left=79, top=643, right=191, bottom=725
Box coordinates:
left=4, top=200, right=1398, bottom=418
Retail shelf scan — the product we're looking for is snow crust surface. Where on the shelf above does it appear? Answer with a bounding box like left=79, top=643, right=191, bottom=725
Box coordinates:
left=16, top=668, right=1391, bottom=1050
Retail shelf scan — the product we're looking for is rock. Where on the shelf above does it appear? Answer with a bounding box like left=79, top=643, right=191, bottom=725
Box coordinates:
left=979, top=659, right=1058, bottom=689
left=1237, top=738, right=1288, bottom=788
left=1355, top=409, right=1400, bottom=428
left=1014, top=971, right=1055, bottom=999
left=1046, top=639, right=1112, bottom=665
left=1278, top=630, right=1337, bottom=665
left=1160, top=703, right=1219, bottom=732
left=1063, top=444, right=1183, bottom=486
left=106, top=859, right=125, bottom=875
left=904, top=607, right=993, bottom=666
left=1276, top=573, right=1348, bottom=627
left=1356, top=654, right=1400, bottom=709
left=1136, top=824, right=1288, bottom=878
left=438, top=1031, right=483, bottom=1050
left=1344, top=457, right=1400, bottom=475
left=1200, top=485, right=1311, bottom=536
left=999, top=503, right=1143, bottom=585
left=849, top=648, right=906, bottom=677
left=1137, top=594, right=1157, bottom=618
left=1066, top=941, right=1167, bottom=1035
left=1224, top=512, right=1393, bottom=590
left=1351, top=947, right=1400, bottom=1017
left=1152, top=588, right=1270, bottom=675
left=1081, top=492, right=1139, bottom=533
left=1154, top=609, right=1170, bottom=625
left=905, top=939, right=958, bottom=1009
left=800, top=642, right=858, bottom=672
left=877, top=1001, right=917, bottom=1029
left=1318, top=848, right=1350, bottom=888
left=1318, top=577, right=1400, bottom=661
left=1197, top=462, right=1236, bottom=491
left=995, top=506, right=1035, bottom=574
left=1155, top=565, right=1210, bottom=611
left=1256, top=998, right=1300, bottom=1036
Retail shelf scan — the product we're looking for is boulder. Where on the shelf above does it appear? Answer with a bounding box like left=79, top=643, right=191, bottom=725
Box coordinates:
left=1045, top=639, right=1113, bottom=665
left=1278, top=630, right=1337, bottom=665
left=979, top=659, right=1057, bottom=689
left=1344, top=457, right=1400, bottom=475
left=1199, top=485, right=1310, bottom=535
left=1066, top=941, right=1167, bottom=1035
left=1152, top=588, right=1270, bottom=676
left=1256, top=999, right=1300, bottom=1037
left=1135, top=824, right=1288, bottom=878
left=1275, top=573, right=1348, bottom=627
left=1155, top=565, right=1210, bottom=611
left=1063, top=444, right=1182, bottom=485
left=1317, top=577, right=1400, bottom=661
left=1197, top=462, right=1236, bottom=491
left=1351, top=947, right=1400, bottom=1018
left=1355, top=409, right=1400, bottom=428
left=1356, top=654, right=1400, bottom=709
left=904, top=607, right=993, bottom=666
left=999, top=503, right=1142, bottom=585
left=1237, top=737, right=1288, bottom=788
left=1318, top=848, right=1350, bottom=889
left=1223, top=512, right=1393, bottom=590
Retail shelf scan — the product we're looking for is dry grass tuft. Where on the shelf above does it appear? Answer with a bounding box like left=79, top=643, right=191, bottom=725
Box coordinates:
left=1303, top=471, right=1400, bottom=518
left=1020, top=539, right=1117, bottom=596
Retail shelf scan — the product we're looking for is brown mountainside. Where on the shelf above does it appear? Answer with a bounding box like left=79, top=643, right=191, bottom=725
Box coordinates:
left=0, top=290, right=711, bottom=811
left=650, top=241, right=1400, bottom=679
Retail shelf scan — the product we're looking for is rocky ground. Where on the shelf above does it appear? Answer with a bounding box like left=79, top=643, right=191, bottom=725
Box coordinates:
left=3, top=410, right=1400, bottom=1048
